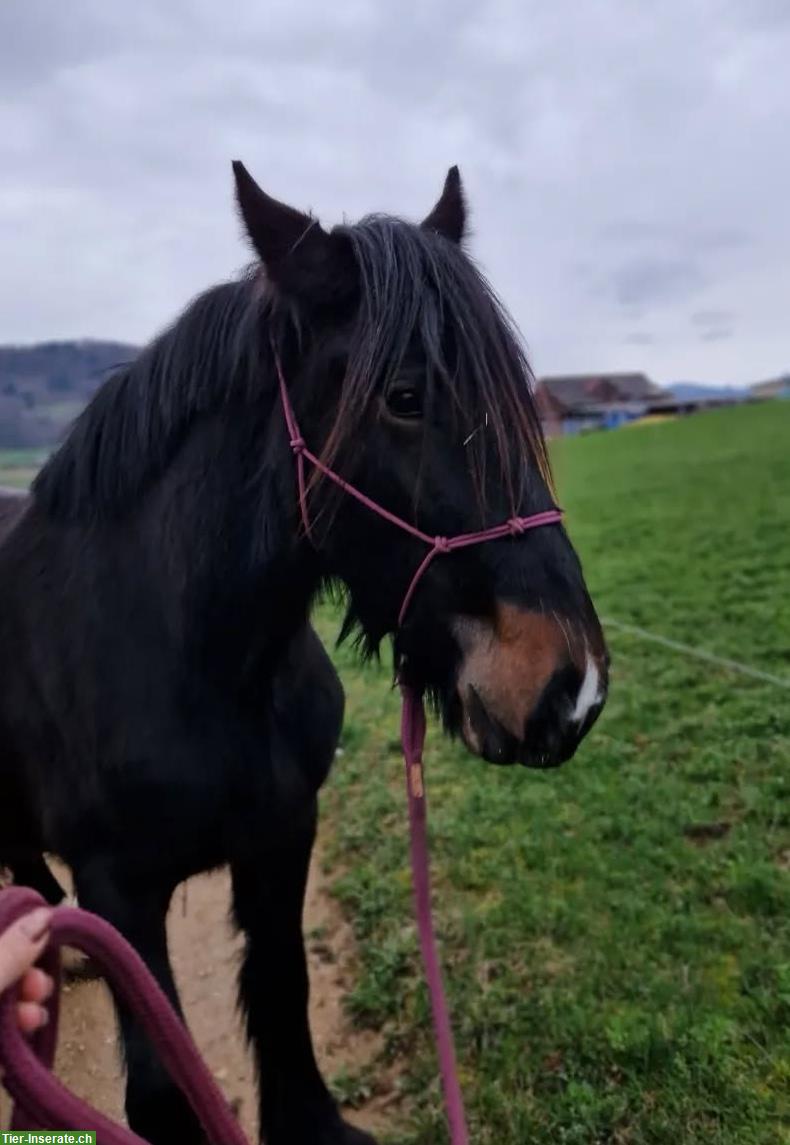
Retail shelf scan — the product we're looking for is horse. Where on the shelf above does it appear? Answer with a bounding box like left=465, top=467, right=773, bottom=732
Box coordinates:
left=0, top=162, right=609, bottom=1145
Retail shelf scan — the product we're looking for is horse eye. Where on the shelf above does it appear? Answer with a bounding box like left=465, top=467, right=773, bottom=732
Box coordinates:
left=386, top=386, right=423, bottom=419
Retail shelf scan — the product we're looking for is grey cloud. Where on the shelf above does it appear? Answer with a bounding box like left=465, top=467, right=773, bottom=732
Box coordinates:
left=610, top=258, right=707, bottom=308
left=1, top=0, right=788, bottom=387
left=601, top=221, right=752, bottom=254
left=600, top=221, right=675, bottom=243
left=735, top=0, right=790, bottom=30
left=691, top=309, right=736, bottom=343
left=691, top=309, right=735, bottom=328
left=690, top=229, right=752, bottom=254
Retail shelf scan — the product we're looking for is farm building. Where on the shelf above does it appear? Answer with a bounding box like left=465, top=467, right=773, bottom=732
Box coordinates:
left=534, top=372, right=749, bottom=436
left=534, top=372, right=663, bottom=436
left=751, top=374, right=790, bottom=400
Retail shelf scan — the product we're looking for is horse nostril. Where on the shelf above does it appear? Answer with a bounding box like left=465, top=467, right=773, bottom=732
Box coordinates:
left=521, top=664, right=592, bottom=767
left=466, top=685, right=519, bottom=765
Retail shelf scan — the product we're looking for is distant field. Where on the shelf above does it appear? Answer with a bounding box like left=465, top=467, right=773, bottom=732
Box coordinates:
left=0, top=448, right=47, bottom=489
left=317, top=402, right=790, bottom=1144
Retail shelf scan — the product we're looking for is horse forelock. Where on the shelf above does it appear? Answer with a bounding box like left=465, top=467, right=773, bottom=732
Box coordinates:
left=314, top=216, right=554, bottom=513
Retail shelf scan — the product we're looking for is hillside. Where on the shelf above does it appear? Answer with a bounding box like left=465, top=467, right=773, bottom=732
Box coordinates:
left=667, top=382, right=748, bottom=401
left=0, top=340, right=138, bottom=448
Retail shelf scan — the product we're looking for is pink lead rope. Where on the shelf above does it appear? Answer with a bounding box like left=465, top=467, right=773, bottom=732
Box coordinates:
left=0, top=886, right=248, bottom=1144
left=277, top=357, right=563, bottom=1143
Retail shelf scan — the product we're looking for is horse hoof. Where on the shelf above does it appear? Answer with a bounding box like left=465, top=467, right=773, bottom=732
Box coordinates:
left=267, top=1117, right=379, bottom=1145
left=322, top=1123, right=378, bottom=1145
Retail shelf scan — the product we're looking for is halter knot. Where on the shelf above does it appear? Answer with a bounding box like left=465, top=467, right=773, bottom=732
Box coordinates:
left=433, top=536, right=451, bottom=554
left=508, top=517, right=527, bottom=535
left=289, top=435, right=306, bottom=454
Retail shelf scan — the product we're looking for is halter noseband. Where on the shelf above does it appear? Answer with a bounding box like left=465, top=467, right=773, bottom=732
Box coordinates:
left=275, top=355, right=563, bottom=626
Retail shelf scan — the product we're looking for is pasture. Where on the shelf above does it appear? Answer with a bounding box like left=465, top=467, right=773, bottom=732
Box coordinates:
left=0, top=448, right=46, bottom=490
left=317, top=401, right=790, bottom=1144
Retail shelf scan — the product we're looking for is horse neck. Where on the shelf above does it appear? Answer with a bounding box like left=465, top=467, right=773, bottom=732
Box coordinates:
left=143, top=405, right=322, bottom=674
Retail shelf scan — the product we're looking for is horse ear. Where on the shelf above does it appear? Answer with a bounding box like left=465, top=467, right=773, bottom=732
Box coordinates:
left=232, top=160, right=332, bottom=295
left=421, top=166, right=466, bottom=244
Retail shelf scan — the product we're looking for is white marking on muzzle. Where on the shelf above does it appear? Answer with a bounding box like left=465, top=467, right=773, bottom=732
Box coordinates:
left=571, top=657, right=601, bottom=724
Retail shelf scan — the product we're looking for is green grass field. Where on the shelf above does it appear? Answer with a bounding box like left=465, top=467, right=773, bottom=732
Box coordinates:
left=316, top=402, right=790, bottom=1144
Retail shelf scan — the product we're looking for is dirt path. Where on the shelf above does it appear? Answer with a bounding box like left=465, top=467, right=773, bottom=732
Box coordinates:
left=1, top=847, right=401, bottom=1139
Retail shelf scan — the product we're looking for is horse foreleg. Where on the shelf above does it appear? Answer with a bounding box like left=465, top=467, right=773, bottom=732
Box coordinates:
left=73, top=859, right=208, bottom=1145
left=231, top=800, right=377, bottom=1145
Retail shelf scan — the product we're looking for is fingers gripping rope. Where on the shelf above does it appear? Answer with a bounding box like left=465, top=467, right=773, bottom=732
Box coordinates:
left=0, top=887, right=248, bottom=1144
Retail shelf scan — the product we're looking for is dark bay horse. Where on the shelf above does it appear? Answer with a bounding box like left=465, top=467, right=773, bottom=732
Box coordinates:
left=0, top=163, right=608, bottom=1144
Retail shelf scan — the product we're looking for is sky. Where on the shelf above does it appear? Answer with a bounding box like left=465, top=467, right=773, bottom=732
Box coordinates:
left=1, top=0, right=788, bottom=386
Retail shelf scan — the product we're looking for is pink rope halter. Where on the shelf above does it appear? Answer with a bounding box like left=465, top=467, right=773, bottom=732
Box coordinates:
left=277, top=357, right=563, bottom=1143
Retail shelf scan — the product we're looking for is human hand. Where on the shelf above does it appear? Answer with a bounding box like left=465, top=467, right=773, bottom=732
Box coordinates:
left=0, top=908, right=54, bottom=1033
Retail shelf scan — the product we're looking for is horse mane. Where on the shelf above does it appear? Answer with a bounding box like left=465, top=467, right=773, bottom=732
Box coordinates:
left=33, top=274, right=271, bottom=520
left=34, top=216, right=552, bottom=523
